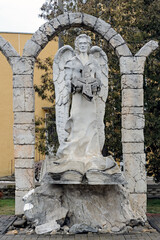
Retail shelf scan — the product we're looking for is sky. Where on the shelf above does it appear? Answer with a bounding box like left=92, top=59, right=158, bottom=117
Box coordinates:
left=0, top=0, right=46, bottom=33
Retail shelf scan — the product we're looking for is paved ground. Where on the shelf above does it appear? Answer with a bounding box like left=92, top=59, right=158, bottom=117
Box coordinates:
left=0, top=232, right=160, bottom=240
left=0, top=215, right=17, bottom=234
left=147, top=213, right=160, bottom=232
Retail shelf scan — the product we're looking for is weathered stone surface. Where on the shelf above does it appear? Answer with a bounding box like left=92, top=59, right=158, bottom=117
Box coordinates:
left=15, top=158, right=34, bottom=169
left=11, top=57, right=34, bottom=75
left=24, top=184, right=138, bottom=233
left=69, top=224, right=97, bottom=234
left=13, top=124, right=35, bottom=144
left=122, top=129, right=144, bottom=142
left=35, top=221, right=60, bottom=234
left=104, top=27, right=117, bottom=41
left=94, top=18, right=111, bottom=36
left=13, top=219, right=26, bottom=227
left=120, top=56, right=146, bottom=74
left=14, top=144, right=35, bottom=159
left=116, top=44, right=132, bottom=57
left=0, top=35, right=7, bottom=48
left=13, top=75, right=33, bottom=88
left=122, top=89, right=143, bottom=107
left=50, top=17, right=61, bottom=30
left=135, top=40, right=158, bottom=57
left=122, top=142, right=144, bottom=154
left=82, top=13, right=97, bottom=28
left=13, top=88, right=25, bottom=111
left=15, top=168, right=35, bottom=190
left=0, top=41, right=19, bottom=58
left=23, top=40, right=41, bottom=57
left=15, top=190, right=29, bottom=215
left=123, top=154, right=146, bottom=193
left=122, top=107, right=144, bottom=115
left=109, top=34, right=125, bottom=49
left=14, top=112, right=34, bottom=124
left=121, top=74, right=143, bottom=89
left=32, top=30, right=48, bottom=48
left=129, top=193, right=147, bottom=221
left=24, top=88, right=34, bottom=111
left=57, top=13, right=70, bottom=27
left=122, top=114, right=145, bottom=129
left=39, top=22, right=55, bottom=39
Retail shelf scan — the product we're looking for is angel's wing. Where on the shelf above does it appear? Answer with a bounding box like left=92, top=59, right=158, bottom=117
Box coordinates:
left=90, top=46, right=108, bottom=151
left=53, top=45, right=75, bottom=145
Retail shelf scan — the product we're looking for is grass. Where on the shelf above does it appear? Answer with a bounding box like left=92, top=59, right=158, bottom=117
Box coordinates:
left=0, top=199, right=15, bottom=215
left=147, top=199, right=160, bottom=214
left=0, top=198, right=160, bottom=215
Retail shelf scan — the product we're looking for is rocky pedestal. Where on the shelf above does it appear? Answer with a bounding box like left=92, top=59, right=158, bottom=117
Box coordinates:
left=23, top=183, right=146, bottom=235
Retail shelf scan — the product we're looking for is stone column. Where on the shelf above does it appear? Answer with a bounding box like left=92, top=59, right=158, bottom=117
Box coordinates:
left=120, top=40, right=158, bottom=219
left=10, top=56, right=35, bottom=214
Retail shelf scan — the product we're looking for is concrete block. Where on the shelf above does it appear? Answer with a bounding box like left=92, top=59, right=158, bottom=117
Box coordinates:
left=13, top=88, right=25, bottom=111
left=121, top=74, right=143, bottom=89
left=122, top=114, right=145, bottom=129
left=14, top=112, right=34, bottom=124
left=15, top=168, right=35, bottom=191
left=104, top=28, right=117, bottom=41
left=122, top=107, right=144, bottom=115
left=15, top=158, right=34, bottom=169
left=122, top=142, right=144, bottom=154
left=94, top=18, right=111, bottom=36
left=123, top=153, right=146, bottom=193
left=120, top=56, right=146, bottom=74
left=116, top=44, right=132, bottom=57
left=50, top=17, right=61, bottom=30
left=13, top=74, right=33, bottom=88
left=13, top=124, right=35, bottom=145
left=15, top=190, right=30, bottom=214
left=14, top=144, right=35, bottom=159
left=24, top=88, right=35, bottom=111
left=122, top=89, right=143, bottom=107
left=109, top=34, right=125, bottom=49
left=122, top=129, right=144, bottom=142
left=82, top=13, right=96, bottom=28
left=23, top=40, right=42, bottom=57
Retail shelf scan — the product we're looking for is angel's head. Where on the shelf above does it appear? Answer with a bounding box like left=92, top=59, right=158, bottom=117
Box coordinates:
left=75, top=34, right=91, bottom=54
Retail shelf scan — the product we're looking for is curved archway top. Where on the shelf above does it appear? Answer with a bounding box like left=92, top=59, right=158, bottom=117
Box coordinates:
left=22, top=12, right=133, bottom=59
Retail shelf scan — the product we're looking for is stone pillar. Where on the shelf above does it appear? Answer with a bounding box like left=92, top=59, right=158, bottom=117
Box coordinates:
left=119, top=39, right=158, bottom=218
left=11, top=57, right=35, bottom=214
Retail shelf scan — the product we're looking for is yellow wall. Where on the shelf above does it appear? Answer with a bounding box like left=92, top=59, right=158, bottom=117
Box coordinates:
left=0, top=32, right=58, bottom=177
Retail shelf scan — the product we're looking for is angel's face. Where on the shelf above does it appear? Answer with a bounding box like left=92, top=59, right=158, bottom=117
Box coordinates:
left=78, top=37, right=88, bottom=53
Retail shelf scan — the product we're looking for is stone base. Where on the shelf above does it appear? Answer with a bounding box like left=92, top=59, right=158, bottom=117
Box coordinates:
left=23, top=184, right=146, bottom=234
left=40, top=155, right=126, bottom=185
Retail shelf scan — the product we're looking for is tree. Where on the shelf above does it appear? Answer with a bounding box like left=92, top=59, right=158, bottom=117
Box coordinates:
left=35, top=0, right=160, bottom=180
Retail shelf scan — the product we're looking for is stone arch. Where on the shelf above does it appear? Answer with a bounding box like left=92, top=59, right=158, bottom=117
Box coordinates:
left=0, top=12, right=158, bottom=214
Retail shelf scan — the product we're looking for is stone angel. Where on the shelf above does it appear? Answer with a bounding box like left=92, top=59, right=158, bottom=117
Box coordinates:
left=43, top=34, right=125, bottom=185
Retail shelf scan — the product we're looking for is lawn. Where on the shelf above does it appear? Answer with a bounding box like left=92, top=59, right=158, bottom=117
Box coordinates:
left=0, top=199, right=15, bottom=215
left=147, top=199, right=160, bottom=214
left=0, top=198, right=160, bottom=215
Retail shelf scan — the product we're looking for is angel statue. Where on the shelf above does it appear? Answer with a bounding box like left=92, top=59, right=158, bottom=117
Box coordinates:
left=42, top=34, right=125, bottom=185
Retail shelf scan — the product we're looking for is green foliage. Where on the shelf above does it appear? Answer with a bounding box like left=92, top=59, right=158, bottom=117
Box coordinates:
left=36, top=0, right=160, bottom=179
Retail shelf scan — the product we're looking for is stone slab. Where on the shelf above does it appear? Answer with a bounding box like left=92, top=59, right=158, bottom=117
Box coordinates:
left=15, top=168, right=35, bottom=191
left=24, top=88, right=35, bottom=112
left=122, top=106, right=144, bottom=115
left=13, top=74, right=33, bottom=88
left=15, top=158, right=34, bottom=169
left=122, top=129, right=144, bottom=142
left=122, top=142, right=144, bottom=154
left=94, top=19, right=110, bottom=36
left=14, top=144, right=35, bottom=159
left=116, top=44, right=132, bottom=57
left=120, top=56, right=146, bottom=74
left=13, top=124, right=35, bottom=145
left=23, top=40, right=42, bottom=58
left=11, top=57, right=34, bottom=75
left=109, top=34, right=125, bottom=49
left=122, top=89, right=143, bottom=107
left=135, top=40, right=158, bottom=57
left=14, top=112, right=34, bottom=124
left=104, top=27, right=117, bottom=41
left=122, top=114, right=145, bottom=129
left=121, top=74, right=143, bottom=89
left=129, top=193, right=147, bottom=221
left=123, top=154, right=146, bottom=193
left=82, top=13, right=96, bottom=29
